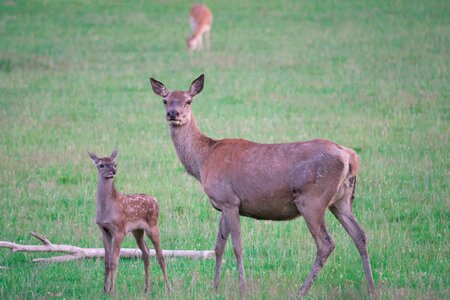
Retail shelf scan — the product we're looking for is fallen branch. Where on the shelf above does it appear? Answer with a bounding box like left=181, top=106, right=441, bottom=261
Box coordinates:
left=0, top=232, right=214, bottom=263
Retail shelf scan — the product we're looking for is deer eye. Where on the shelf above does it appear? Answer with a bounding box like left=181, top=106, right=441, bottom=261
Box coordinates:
left=114, top=164, right=117, bottom=168
left=162, top=99, right=167, bottom=105
left=99, top=164, right=104, bottom=168
left=186, top=100, right=192, bottom=105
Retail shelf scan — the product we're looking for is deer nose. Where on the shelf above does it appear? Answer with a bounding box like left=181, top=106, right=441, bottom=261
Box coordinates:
left=167, top=110, right=180, bottom=119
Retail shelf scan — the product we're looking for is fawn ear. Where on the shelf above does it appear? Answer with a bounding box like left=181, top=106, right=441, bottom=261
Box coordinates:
left=110, top=148, right=118, bottom=160
left=88, top=151, right=99, bottom=164
left=189, top=74, right=204, bottom=97
left=150, top=78, right=169, bottom=97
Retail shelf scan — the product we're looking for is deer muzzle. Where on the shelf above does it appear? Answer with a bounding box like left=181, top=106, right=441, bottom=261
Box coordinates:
left=166, top=110, right=180, bottom=120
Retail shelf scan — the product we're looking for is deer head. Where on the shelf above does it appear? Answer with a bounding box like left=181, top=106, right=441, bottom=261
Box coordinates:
left=88, top=149, right=118, bottom=179
left=150, top=74, right=204, bottom=127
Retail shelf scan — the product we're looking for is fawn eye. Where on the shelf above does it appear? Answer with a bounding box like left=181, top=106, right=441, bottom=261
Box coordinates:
left=99, top=164, right=104, bottom=168
left=186, top=100, right=192, bottom=105
left=162, top=99, right=167, bottom=105
left=114, top=164, right=117, bottom=168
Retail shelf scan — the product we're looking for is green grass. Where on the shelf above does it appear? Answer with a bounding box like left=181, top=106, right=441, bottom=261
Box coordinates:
left=0, top=0, right=448, bottom=299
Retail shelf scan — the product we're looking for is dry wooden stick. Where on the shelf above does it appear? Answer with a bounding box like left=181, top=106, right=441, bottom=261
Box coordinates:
left=0, top=232, right=214, bottom=263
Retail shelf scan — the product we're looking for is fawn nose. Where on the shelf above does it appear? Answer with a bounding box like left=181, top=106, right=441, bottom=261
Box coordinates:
left=167, top=110, right=180, bottom=120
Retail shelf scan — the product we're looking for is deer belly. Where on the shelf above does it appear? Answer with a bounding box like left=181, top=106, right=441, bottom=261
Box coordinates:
left=239, top=196, right=300, bottom=221
left=203, top=174, right=300, bottom=220
left=125, top=220, right=150, bottom=233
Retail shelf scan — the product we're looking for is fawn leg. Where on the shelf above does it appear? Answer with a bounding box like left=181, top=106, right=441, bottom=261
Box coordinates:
left=109, top=232, right=124, bottom=294
left=133, top=229, right=150, bottom=293
left=213, top=213, right=230, bottom=292
left=100, top=229, right=113, bottom=293
left=147, top=226, right=172, bottom=292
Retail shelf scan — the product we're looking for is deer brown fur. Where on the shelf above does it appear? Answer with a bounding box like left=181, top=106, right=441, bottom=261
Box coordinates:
left=149, top=74, right=376, bottom=297
left=88, top=149, right=171, bottom=294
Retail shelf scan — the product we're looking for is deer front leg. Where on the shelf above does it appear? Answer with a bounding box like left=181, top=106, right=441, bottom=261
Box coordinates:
left=109, top=232, right=124, bottom=294
left=198, top=34, right=204, bottom=50
left=213, top=213, right=230, bottom=292
left=100, top=228, right=113, bottom=293
left=222, top=207, right=247, bottom=296
left=205, top=30, right=211, bottom=50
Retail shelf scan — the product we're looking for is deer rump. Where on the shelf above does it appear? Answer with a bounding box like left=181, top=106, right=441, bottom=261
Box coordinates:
left=200, top=138, right=356, bottom=221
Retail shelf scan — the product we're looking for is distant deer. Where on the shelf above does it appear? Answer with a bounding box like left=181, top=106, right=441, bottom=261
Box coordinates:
left=149, top=75, right=377, bottom=297
left=88, top=149, right=171, bottom=294
left=187, top=3, right=213, bottom=51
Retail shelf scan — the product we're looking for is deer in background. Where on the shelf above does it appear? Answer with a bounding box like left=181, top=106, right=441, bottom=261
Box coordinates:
left=187, top=3, right=213, bottom=51
left=88, top=149, right=171, bottom=294
left=149, top=75, right=376, bottom=297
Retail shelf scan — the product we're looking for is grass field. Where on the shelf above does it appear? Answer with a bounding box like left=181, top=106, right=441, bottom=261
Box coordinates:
left=0, top=0, right=449, bottom=299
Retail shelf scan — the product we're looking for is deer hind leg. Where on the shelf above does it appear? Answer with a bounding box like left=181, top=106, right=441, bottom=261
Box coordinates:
left=147, top=226, right=172, bottom=292
left=295, top=196, right=335, bottom=297
left=132, top=229, right=150, bottom=293
left=213, top=213, right=230, bottom=292
left=329, top=178, right=376, bottom=296
left=101, top=229, right=113, bottom=293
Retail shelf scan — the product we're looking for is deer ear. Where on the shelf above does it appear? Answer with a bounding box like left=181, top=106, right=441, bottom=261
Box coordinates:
left=150, top=78, right=169, bottom=97
left=189, top=74, right=204, bottom=97
left=88, top=151, right=99, bottom=164
left=110, top=148, right=118, bottom=160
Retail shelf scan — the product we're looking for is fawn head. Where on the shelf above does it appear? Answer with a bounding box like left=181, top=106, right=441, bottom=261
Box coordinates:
left=150, top=74, right=204, bottom=127
left=88, top=149, right=118, bottom=179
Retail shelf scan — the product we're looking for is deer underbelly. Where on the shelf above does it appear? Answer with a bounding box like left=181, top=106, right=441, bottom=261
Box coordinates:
left=239, top=197, right=300, bottom=221
left=125, top=220, right=150, bottom=233
left=204, top=178, right=301, bottom=220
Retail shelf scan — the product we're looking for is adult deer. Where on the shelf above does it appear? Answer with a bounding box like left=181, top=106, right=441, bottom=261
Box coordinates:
left=149, top=75, right=376, bottom=297
left=187, top=3, right=213, bottom=51
left=88, top=149, right=171, bottom=294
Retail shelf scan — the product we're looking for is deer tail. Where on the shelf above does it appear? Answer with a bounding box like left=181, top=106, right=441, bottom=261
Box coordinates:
left=348, top=149, right=359, bottom=209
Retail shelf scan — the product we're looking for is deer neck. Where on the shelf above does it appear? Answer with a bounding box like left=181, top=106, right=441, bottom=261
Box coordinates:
left=169, top=114, right=214, bottom=183
left=95, top=176, right=118, bottom=222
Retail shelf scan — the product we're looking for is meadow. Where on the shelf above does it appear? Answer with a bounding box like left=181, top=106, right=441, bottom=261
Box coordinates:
left=0, top=0, right=448, bottom=299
